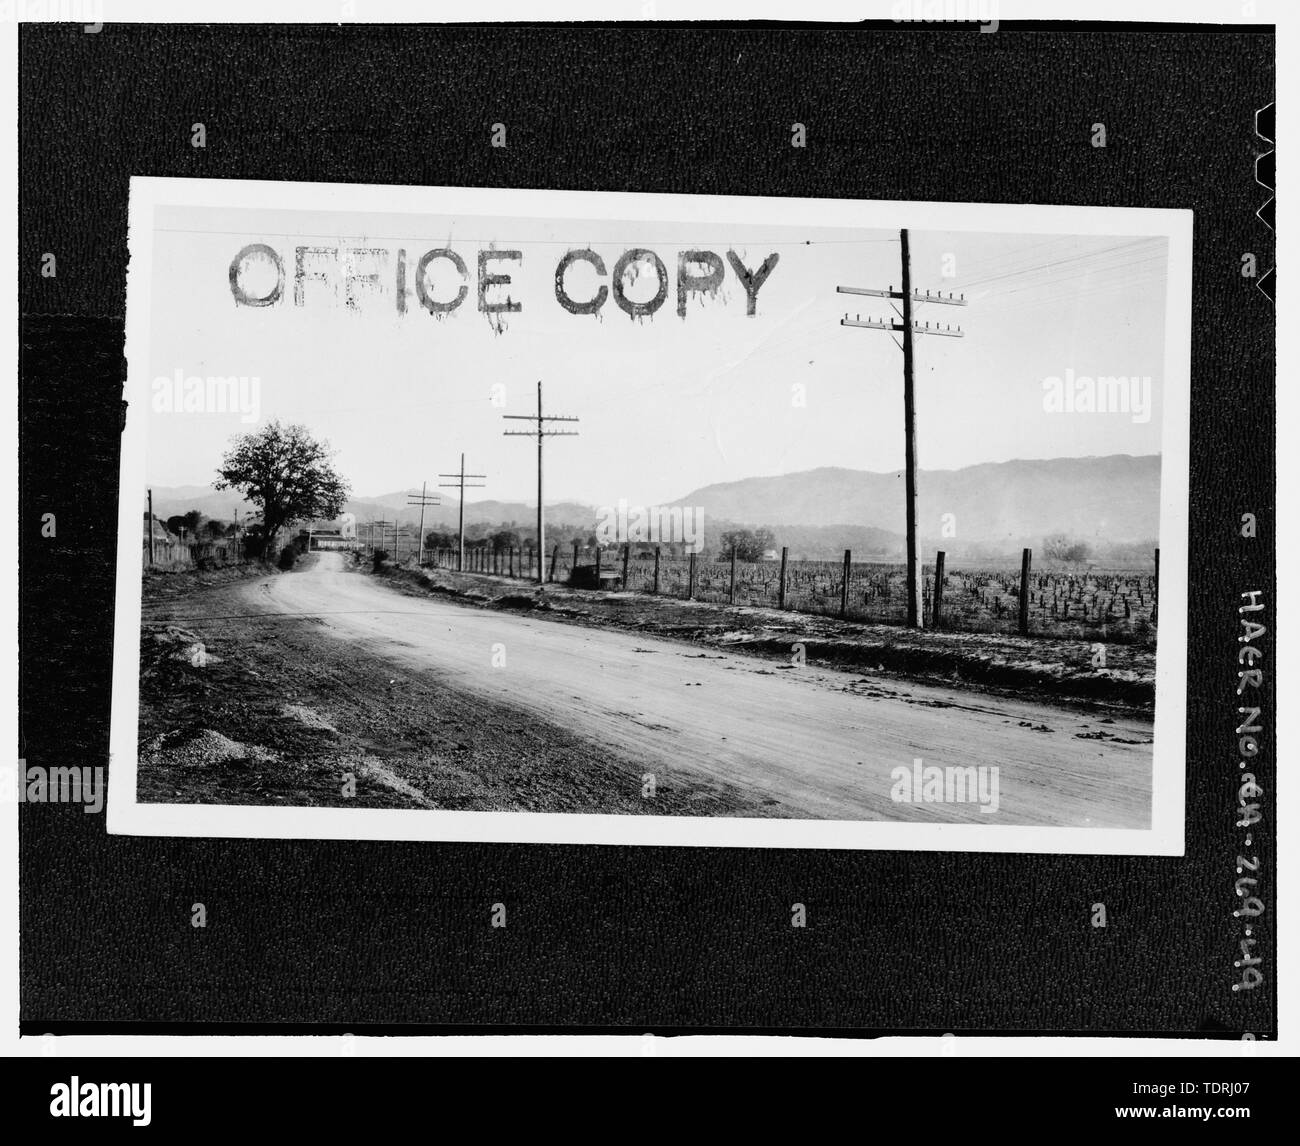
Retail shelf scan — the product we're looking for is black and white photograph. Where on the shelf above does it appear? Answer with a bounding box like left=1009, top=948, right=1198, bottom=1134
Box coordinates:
left=109, top=179, right=1191, bottom=852
left=10, top=0, right=1285, bottom=1084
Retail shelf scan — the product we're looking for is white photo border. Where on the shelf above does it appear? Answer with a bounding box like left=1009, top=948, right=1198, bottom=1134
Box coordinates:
left=107, top=175, right=1192, bottom=856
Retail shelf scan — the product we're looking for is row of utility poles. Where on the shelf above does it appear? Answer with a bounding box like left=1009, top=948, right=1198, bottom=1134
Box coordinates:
left=362, top=234, right=959, bottom=617
left=358, top=384, right=574, bottom=587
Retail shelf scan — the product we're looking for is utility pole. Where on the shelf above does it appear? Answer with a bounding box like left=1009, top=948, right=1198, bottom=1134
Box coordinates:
left=406, top=482, right=441, bottom=565
left=147, top=488, right=155, bottom=567
left=838, top=228, right=969, bottom=628
left=503, top=381, right=579, bottom=586
left=438, top=453, right=487, bottom=572
left=372, top=518, right=394, bottom=558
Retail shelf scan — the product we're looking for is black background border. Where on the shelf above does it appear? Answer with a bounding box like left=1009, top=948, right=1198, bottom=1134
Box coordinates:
left=18, top=19, right=1276, bottom=1037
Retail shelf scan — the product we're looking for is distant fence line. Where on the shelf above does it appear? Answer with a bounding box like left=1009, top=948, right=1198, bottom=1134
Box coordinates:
left=424, top=543, right=1159, bottom=644
left=142, top=537, right=246, bottom=570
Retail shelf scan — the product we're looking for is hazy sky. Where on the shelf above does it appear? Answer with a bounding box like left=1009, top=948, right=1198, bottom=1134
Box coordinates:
left=144, top=203, right=1170, bottom=506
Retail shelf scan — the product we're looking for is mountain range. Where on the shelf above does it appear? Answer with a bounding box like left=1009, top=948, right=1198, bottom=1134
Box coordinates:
left=147, top=454, right=1159, bottom=553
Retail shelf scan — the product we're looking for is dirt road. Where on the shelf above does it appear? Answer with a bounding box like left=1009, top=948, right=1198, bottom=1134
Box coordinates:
left=227, top=552, right=1153, bottom=826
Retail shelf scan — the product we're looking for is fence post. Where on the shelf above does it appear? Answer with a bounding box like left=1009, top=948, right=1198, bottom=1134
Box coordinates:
left=688, top=551, right=696, bottom=600
left=778, top=546, right=788, bottom=609
left=549, top=544, right=559, bottom=583
left=729, top=544, right=738, bottom=604
left=622, top=544, right=631, bottom=589
left=1152, top=547, right=1159, bottom=625
left=840, top=549, right=851, bottom=618
left=932, top=550, right=946, bottom=627
left=653, top=546, right=661, bottom=594
left=1019, top=547, right=1032, bottom=635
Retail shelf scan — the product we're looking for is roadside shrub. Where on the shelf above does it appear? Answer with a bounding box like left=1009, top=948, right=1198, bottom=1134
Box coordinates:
left=372, top=548, right=389, bottom=571
left=277, top=547, right=297, bottom=571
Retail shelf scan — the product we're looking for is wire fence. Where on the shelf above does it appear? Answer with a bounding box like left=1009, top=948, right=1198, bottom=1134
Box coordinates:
left=425, top=543, right=1159, bottom=644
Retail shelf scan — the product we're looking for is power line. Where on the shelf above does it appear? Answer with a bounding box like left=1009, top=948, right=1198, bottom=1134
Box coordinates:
left=954, top=237, right=1156, bottom=289
left=975, top=253, right=1169, bottom=302
left=946, top=238, right=1125, bottom=290
left=957, top=238, right=1164, bottom=292
left=985, top=269, right=1171, bottom=316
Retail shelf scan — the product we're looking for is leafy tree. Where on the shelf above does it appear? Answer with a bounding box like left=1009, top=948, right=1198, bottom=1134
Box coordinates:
left=165, top=511, right=204, bottom=538
left=719, top=527, right=777, bottom=562
left=215, top=421, right=349, bottom=556
left=241, top=523, right=270, bottom=560
left=1042, top=534, right=1092, bottom=563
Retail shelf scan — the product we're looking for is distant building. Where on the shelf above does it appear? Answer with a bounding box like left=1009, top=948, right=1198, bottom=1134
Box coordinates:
left=143, top=514, right=181, bottom=544
left=304, top=530, right=352, bottom=551
left=300, top=513, right=359, bottom=550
